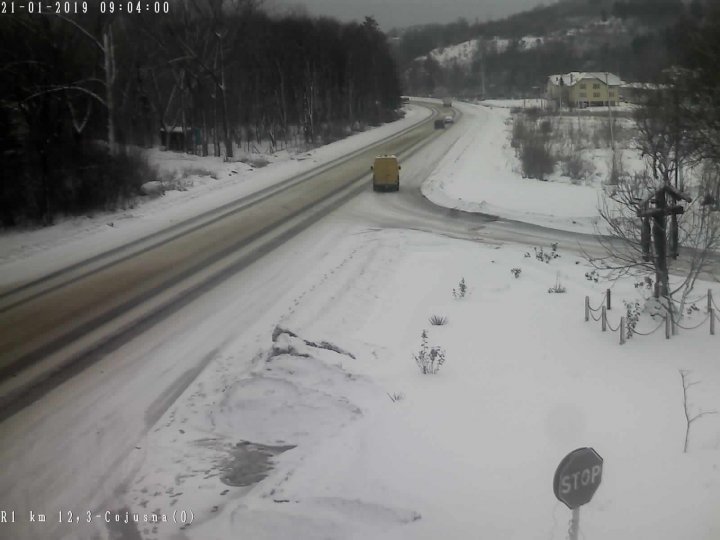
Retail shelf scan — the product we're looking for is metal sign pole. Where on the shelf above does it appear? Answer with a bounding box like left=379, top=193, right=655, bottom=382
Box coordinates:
left=554, top=447, right=603, bottom=540
left=569, top=507, right=580, bottom=540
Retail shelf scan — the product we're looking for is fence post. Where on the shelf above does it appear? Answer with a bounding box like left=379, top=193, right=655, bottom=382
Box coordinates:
left=665, top=315, right=671, bottom=340
left=602, top=306, right=607, bottom=332
left=606, top=289, right=611, bottom=311
left=709, top=289, right=713, bottom=314
left=585, top=296, right=589, bottom=322
left=620, top=317, right=625, bottom=345
left=711, top=309, right=716, bottom=336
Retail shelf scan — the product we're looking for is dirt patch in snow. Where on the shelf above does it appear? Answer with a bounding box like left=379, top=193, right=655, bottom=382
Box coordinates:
left=219, top=441, right=295, bottom=487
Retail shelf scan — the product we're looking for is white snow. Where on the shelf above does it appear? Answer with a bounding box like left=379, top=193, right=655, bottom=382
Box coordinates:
left=427, top=40, right=478, bottom=67
left=423, top=101, right=606, bottom=233
left=420, top=35, right=547, bottom=69
left=479, top=98, right=552, bottom=109
left=118, top=228, right=720, bottom=540
left=2, top=96, right=719, bottom=540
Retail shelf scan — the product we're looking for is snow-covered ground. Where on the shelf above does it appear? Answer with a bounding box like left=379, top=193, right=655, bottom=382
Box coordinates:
left=2, top=99, right=718, bottom=540
left=424, top=101, right=607, bottom=233
left=479, top=98, right=552, bottom=109
left=421, top=36, right=548, bottom=68
left=117, top=228, right=720, bottom=540
left=425, top=39, right=478, bottom=67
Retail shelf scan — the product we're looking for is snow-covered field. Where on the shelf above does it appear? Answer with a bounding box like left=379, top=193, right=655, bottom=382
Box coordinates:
left=2, top=100, right=719, bottom=540
left=424, top=101, right=607, bottom=233
left=119, top=229, right=720, bottom=540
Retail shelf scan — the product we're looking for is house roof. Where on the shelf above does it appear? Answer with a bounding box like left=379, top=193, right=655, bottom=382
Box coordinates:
left=621, top=82, right=663, bottom=90
left=548, top=72, right=624, bottom=87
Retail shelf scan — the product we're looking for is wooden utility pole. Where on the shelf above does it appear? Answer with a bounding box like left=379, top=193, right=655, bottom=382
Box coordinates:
left=637, top=184, right=691, bottom=299
left=653, top=188, right=669, bottom=298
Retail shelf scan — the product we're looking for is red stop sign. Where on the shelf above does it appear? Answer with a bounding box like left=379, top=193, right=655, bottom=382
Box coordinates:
left=553, top=447, right=603, bottom=509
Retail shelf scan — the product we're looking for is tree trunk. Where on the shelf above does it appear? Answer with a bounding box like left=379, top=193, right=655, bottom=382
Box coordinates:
left=103, top=24, right=117, bottom=155
left=202, top=110, right=209, bottom=157
left=218, top=39, right=233, bottom=159
left=653, top=191, right=669, bottom=298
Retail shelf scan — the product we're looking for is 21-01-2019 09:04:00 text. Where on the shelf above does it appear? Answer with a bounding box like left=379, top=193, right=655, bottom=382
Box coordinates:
left=1, top=1, right=170, bottom=14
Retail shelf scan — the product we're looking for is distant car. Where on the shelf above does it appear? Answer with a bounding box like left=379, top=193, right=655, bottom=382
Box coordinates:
left=442, top=98, right=452, bottom=107
left=434, top=119, right=446, bottom=129
left=443, top=115, right=454, bottom=124
left=401, top=96, right=410, bottom=104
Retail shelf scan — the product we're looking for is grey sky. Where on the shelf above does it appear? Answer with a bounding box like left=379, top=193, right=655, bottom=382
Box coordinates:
left=267, top=0, right=550, bottom=30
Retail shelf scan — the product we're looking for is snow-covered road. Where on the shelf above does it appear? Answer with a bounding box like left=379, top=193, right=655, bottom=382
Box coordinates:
left=1, top=101, right=718, bottom=540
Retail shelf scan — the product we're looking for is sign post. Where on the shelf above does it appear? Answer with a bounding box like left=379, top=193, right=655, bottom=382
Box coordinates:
left=553, top=447, right=603, bottom=540
left=569, top=508, right=579, bottom=540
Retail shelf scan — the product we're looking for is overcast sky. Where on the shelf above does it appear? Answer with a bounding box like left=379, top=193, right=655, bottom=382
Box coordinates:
left=266, top=0, right=550, bottom=30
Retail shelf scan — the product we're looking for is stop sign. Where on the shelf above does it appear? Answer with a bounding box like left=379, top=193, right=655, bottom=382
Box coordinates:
left=553, top=447, right=603, bottom=509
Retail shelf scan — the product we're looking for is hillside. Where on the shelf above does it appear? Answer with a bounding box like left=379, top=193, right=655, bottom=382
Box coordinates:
left=393, top=0, right=710, bottom=98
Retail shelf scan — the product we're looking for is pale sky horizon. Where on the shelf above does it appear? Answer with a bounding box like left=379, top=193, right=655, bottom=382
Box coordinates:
left=267, top=0, right=552, bottom=30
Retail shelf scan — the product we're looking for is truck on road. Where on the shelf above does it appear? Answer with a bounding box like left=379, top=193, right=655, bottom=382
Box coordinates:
left=371, top=155, right=401, bottom=192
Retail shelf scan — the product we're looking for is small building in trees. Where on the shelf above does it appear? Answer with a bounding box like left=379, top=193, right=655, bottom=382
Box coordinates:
left=619, top=82, right=663, bottom=104
left=546, top=72, right=623, bottom=108
left=159, top=127, right=196, bottom=152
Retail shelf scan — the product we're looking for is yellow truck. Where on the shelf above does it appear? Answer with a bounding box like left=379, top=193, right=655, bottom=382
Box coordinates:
left=371, top=155, right=401, bottom=192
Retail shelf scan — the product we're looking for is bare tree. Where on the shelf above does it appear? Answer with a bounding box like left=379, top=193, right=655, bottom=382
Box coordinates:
left=54, top=15, right=118, bottom=154
left=679, top=370, right=717, bottom=453
left=590, top=80, right=720, bottom=323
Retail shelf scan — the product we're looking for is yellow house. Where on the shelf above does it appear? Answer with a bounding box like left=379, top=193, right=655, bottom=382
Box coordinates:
left=546, top=72, right=623, bottom=108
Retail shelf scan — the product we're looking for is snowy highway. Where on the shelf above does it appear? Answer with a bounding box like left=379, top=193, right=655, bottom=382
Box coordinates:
left=0, top=103, right=450, bottom=414
left=0, top=101, right=475, bottom=539
left=1, top=101, right=718, bottom=540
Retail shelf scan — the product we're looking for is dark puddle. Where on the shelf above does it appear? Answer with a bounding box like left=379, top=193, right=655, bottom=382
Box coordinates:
left=106, top=441, right=293, bottom=538
left=220, top=440, right=296, bottom=487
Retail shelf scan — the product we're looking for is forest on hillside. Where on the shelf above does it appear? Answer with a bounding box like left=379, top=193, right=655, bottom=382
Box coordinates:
left=391, top=0, right=711, bottom=98
left=0, top=1, right=402, bottom=226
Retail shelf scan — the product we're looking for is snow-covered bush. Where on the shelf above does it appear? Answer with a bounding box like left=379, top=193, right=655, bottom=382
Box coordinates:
left=534, top=243, right=560, bottom=263
left=624, top=299, right=641, bottom=339
left=429, top=315, right=448, bottom=326
left=512, top=116, right=555, bottom=180
left=633, top=276, right=655, bottom=300
left=560, top=151, right=594, bottom=183
left=548, top=273, right=567, bottom=293
left=414, top=330, right=446, bottom=375
left=453, top=278, right=467, bottom=299
left=510, top=267, right=522, bottom=278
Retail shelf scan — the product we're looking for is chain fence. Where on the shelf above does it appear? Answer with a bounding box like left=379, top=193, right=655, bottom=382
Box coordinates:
left=675, top=313, right=712, bottom=331
left=584, top=288, right=717, bottom=344
left=606, top=318, right=620, bottom=333
left=631, top=317, right=667, bottom=336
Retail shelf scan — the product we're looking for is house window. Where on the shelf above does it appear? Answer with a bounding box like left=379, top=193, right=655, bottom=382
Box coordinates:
left=593, top=83, right=600, bottom=89
left=593, top=92, right=600, bottom=98
left=609, top=91, right=615, bottom=97
left=579, top=83, right=586, bottom=89
left=579, top=93, right=587, bottom=98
